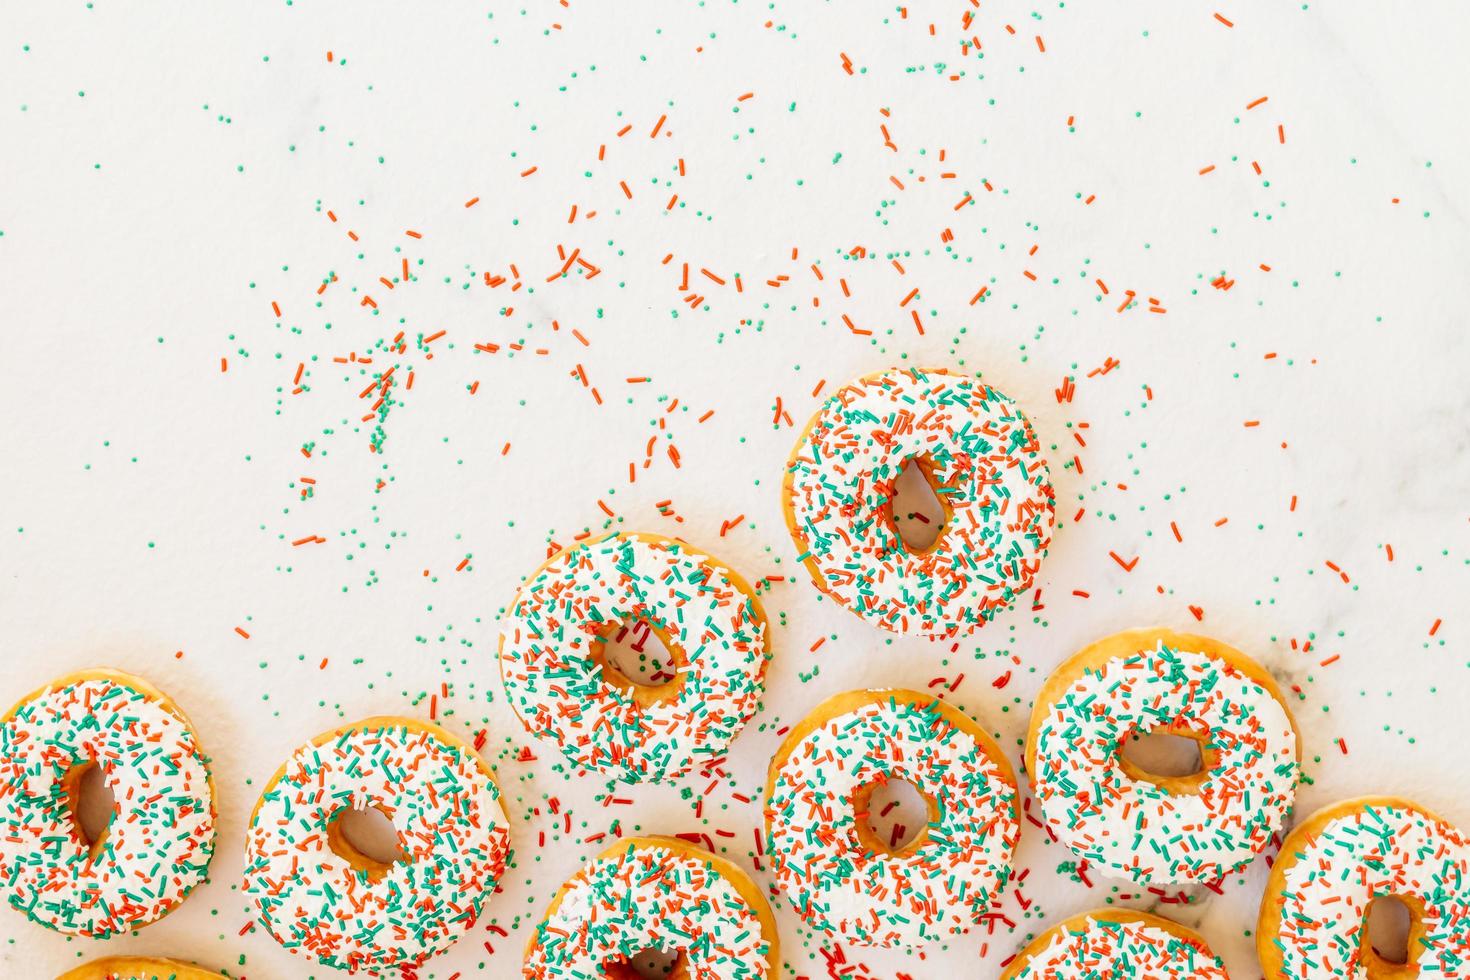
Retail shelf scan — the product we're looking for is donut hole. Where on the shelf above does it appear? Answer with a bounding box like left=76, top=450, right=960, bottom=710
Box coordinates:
left=328, top=804, right=407, bottom=877
left=604, top=947, right=684, bottom=979
left=853, top=776, right=938, bottom=856
left=591, top=618, right=686, bottom=705
left=1365, top=894, right=1414, bottom=966
left=887, top=454, right=951, bottom=555
left=1120, top=730, right=1205, bottom=779
left=62, top=761, right=115, bottom=854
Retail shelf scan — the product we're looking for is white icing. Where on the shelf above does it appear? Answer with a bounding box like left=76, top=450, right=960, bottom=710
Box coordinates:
left=243, top=721, right=511, bottom=974
left=526, top=841, right=772, bottom=979
left=1272, top=804, right=1470, bottom=979
left=765, top=694, right=1018, bottom=947
left=0, top=676, right=215, bottom=938
left=785, top=367, right=1054, bottom=637
left=1010, top=915, right=1229, bottom=979
left=500, top=532, right=769, bottom=782
left=1032, top=641, right=1299, bottom=885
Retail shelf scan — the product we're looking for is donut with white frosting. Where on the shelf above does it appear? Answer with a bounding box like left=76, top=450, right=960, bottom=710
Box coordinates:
left=243, top=716, right=511, bottom=974
left=764, top=688, right=1019, bottom=947
left=58, top=957, right=224, bottom=980
left=1026, top=628, right=1301, bottom=885
left=1001, top=909, right=1230, bottom=980
left=0, top=669, right=216, bottom=938
left=783, top=366, right=1054, bottom=637
left=499, top=531, right=770, bottom=783
left=524, top=836, right=778, bottom=979
left=1257, top=796, right=1470, bottom=980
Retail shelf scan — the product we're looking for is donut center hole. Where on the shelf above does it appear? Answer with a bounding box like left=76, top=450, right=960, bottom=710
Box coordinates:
left=1365, top=895, right=1412, bottom=965
left=857, top=777, right=933, bottom=854
left=594, top=618, right=683, bottom=695
left=1121, top=730, right=1204, bottom=778
left=889, top=455, right=949, bottom=554
left=329, top=804, right=406, bottom=874
left=64, top=761, right=115, bottom=848
left=605, top=948, right=684, bottom=979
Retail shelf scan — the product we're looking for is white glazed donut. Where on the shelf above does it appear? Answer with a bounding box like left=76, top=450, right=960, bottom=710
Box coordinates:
left=499, top=531, right=770, bottom=782
left=1026, top=628, right=1301, bottom=885
left=764, top=689, right=1019, bottom=947
left=524, top=836, right=779, bottom=979
left=1257, top=796, right=1470, bottom=980
left=783, top=366, right=1054, bottom=637
left=57, top=957, right=225, bottom=980
left=1001, top=909, right=1230, bottom=980
left=0, top=669, right=216, bottom=938
left=243, top=716, right=511, bottom=974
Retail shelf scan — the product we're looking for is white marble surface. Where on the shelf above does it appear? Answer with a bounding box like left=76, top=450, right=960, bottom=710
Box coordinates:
left=2, top=2, right=1468, bottom=977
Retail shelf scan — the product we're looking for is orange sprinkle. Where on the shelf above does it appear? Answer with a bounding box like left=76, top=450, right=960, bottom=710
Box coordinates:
left=1110, top=552, right=1139, bottom=573
left=1214, top=12, right=1234, bottom=27
left=234, top=627, right=250, bottom=639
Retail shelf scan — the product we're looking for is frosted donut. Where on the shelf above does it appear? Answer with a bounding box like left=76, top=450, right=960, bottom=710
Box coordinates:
left=524, top=835, right=779, bottom=979
left=0, top=669, right=216, bottom=938
left=499, top=531, right=770, bottom=782
left=764, top=689, right=1019, bottom=947
left=243, top=716, right=511, bottom=974
left=783, top=366, right=1054, bottom=637
left=57, top=957, right=224, bottom=980
left=1026, top=628, right=1301, bottom=885
left=1000, top=909, right=1230, bottom=979
left=1257, top=796, right=1470, bottom=979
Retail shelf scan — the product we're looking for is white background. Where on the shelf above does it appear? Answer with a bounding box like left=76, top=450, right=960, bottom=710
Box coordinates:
left=3, top=1, right=1468, bottom=977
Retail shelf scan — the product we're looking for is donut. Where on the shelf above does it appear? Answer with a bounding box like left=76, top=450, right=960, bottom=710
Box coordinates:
left=499, top=531, right=770, bottom=783
left=1026, top=628, right=1300, bottom=885
left=243, top=716, right=511, bottom=974
left=56, top=957, right=223, bottom=980
left=0, top=669, right=216, bottom=938
left=524, top=835, right=779, bottom=979
left=1257, top=796, right=1470, bottom=979
left=1000, top=909, right=1230, bottom=980
left=782, top=366, right=1054, bottom=637
left=764, top=688, right=1019, bottom=947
